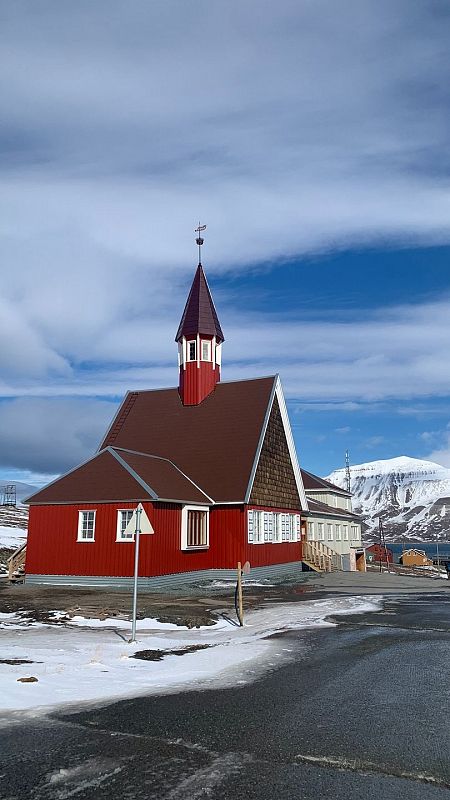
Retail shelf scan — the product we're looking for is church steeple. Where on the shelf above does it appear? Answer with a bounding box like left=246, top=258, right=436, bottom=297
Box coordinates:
left=176, top=263, right=224, bottom=406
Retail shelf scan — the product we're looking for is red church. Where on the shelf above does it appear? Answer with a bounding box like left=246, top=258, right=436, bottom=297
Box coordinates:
left=25, top=257, right=310, bottom=588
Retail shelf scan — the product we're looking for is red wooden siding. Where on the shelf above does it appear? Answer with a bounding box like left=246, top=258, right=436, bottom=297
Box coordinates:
left=26, top=502, right=303, bottom=578
left=179, top=360, right=220, bottom=406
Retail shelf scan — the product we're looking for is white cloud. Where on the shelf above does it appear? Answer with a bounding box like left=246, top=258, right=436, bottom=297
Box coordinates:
left=1, top=2, right=450, bottom=474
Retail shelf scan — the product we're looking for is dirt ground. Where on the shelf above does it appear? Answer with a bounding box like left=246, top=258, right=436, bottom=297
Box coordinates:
left=1, top=569, right=448, bottom=627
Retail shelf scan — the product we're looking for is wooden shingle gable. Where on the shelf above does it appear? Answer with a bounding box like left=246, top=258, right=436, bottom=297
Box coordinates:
left=245, top=377, right=308, bottom=510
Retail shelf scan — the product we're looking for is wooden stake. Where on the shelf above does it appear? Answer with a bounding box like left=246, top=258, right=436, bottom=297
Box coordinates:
left=237, top=561, right=244, bottom=626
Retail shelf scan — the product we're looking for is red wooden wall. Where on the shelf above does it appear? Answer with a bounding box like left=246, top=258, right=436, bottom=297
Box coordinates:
left=179, top=361, right=220, bottom=405
left=26, top=501, right=303, bottom=578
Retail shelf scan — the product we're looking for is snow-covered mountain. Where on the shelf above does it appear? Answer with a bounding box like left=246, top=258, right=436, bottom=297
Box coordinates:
left=326, top=456, right=450, bottom=542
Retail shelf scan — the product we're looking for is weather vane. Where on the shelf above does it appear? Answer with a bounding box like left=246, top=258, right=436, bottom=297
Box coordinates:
left=195, top=222, right=207, bottom=264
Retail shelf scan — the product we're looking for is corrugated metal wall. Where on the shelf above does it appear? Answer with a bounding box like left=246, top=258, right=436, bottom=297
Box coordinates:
left=179, top=361, right=220, bottom=405
left=26, top=501, right=302, bottom=578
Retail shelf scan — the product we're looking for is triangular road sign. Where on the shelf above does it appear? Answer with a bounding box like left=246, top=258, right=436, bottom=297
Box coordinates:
left=124, top=502, right=155, bottom=536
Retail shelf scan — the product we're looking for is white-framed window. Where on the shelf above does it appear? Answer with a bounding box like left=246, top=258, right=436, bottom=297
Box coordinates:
left=201, top=340, right=211, bottom=361
left=335, top=524, right=341, bottom=541
left=77, top=510, right=96, bottom=542
left=327, top=523, right=333, bottom=541
left=307, top=521, right=314, bottom=540
left=248, top=511, right=300, bottom=544
left=273, top=513, right=282, bottom=543
left=343, top=525, right=349, bottom=541
left=351, top=525, right=359, bottom=541
left=181, top=505, right=209, bottom=549
left=318, top=522, right=325, bottom=541
left=188, top=340, right=196, bottom=361
left=116, top=509, right=134, bottom=541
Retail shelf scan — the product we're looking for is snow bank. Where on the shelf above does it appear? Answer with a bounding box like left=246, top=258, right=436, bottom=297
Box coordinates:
left=0, top=596, right=380, bottom=715
left=0, top=526, right=27, bottom=550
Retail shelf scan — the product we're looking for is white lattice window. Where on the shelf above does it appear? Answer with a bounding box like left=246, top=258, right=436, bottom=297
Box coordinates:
left=318, top=522, right=325, bottom=541
left=188, top=340, right=196, bottom=361
left=116, top=509, right=134, bottom=541
left=307, top=521, right=314, bottom=541
left=351, top=525, right=359, bottom=541
left=327, top=523, right=333, bottom=541
left=335, top=524, right=342, bottom=541
left=201, top=340, right=211, bottom=361
left=77, top=510, right=96, bottom=542
left=343, top=525, right=349, bottom=541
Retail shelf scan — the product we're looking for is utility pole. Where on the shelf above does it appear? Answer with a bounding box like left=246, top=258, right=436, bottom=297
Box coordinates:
left=345, top=450, right=351, bottom=495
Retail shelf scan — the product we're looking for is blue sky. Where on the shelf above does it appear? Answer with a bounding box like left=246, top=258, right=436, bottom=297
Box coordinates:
left=1, top=1, right=450, bottom=486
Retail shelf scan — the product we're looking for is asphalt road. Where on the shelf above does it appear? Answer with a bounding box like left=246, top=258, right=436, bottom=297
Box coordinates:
left=1, top=594, right=450, bottom=800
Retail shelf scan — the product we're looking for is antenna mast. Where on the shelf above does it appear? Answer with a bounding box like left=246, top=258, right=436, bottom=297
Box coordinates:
left=345, top=449, right=351, bottom=494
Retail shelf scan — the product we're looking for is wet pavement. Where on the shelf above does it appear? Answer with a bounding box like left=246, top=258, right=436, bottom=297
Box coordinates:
left=1, top=594, right=450, bottom=799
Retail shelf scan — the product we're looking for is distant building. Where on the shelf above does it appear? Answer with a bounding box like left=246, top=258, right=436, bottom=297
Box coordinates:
left=366, top=543, right=393, bottom=564
left=301, top=470, right=365, bottom=571
left=399, top=548, right=432, bottom=567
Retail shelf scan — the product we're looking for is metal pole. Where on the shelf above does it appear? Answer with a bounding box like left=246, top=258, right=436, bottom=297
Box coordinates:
left=130, top=506, right=141, bottom=643
left=237, top=562, right=244, bottom=626
left=436, top=537, right=440, bottom=573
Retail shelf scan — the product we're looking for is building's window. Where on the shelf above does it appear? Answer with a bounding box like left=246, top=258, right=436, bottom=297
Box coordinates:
left=77, top=510, right=96, bottom=542
left=343, top=525, right=349, bottom=541
left=351, top=525, right=359, bottom=540
left=116, top=509, right=134, bottom=541
left=335, top=524, right=341, bottom=541
left=327, top=523, right=333, bottom=541
left=181, top=506, right=209, bottom=549
left=188, top=340, right=196, bottom=361
left=201, top=340, right=211, bottom=361
left=248, top=511, right=299, bottom=544
left=187, top=510, right=208, bottom=547
left=273, top=513, right=282, bottom=543
left=307, top=521, right=314, bottom=540
left=318, top=522, right=325, bottom=541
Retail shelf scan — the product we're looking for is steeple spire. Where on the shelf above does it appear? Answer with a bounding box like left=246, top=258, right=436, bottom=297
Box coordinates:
left=176, top=244, right=224, bottom=406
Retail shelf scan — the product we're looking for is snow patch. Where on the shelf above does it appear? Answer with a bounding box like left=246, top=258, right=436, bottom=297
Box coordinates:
left=0, top=596, right=381, bottom=714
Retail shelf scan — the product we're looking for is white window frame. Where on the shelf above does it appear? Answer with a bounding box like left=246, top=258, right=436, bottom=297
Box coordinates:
left=77, top=510, right=96, bottom=542
left=343, top=525, right=349, bottom=541
left=351, top=525, right=359, bottom=541
left=181, top=505, right=209, bottom=550
left=201, top=339, right=211, bottom=361
left=187, top=340, right=196, bottom=361
left=327, top=523, right=333, bottom=541
left=307, top=521, right=314, bottom=541
left=318, top=522, right=325, bottom=541
left=335, top=524, right=342, bottom=541
left=273, top=513, right=282, bottom=543
left=116, top=509, right=134, bottom=542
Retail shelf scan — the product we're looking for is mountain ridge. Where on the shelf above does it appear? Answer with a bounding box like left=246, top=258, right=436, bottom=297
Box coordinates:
left=325, top=456, right=450, bottom=542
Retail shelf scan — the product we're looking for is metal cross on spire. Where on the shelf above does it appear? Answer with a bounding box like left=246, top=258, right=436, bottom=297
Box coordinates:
left=195, top=222, right=207, bottom=264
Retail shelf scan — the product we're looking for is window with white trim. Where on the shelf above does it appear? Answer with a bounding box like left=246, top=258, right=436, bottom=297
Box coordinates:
left=307, top=521, right=314, bottom=541
left=188, top=340, right=196, bottom=361
left=335, top=524, right=342, bottom=541
left=116, top=509, right=134, bottom=541
left=351, top=525, right=359, bottom=541
left=181, top=505, right=209, bottom=549
left=318, top=522, right=325, bottom=541
left=77, top=510, right=96, bottom=542
left=327, top=523, right=333, bottom=541
left=248, top=511, right=300, bottom=544
left=201, top=340, right=211, bottom=361
left=343, top=525, right=349, bottom=541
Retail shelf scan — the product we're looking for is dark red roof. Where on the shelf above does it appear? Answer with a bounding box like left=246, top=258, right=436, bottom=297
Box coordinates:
left=100, top=376, right=276, bottom=503
left=26, top=448, right=211, bottom=505
left=301, top=468, right=350, bottom=496
left=175, top=264, right=224, bottom=343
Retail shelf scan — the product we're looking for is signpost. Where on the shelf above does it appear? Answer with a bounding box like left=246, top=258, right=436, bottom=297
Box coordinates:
left=235, top=561, right=251, bottom=626
left=125, top=503, right=154, bottom=643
